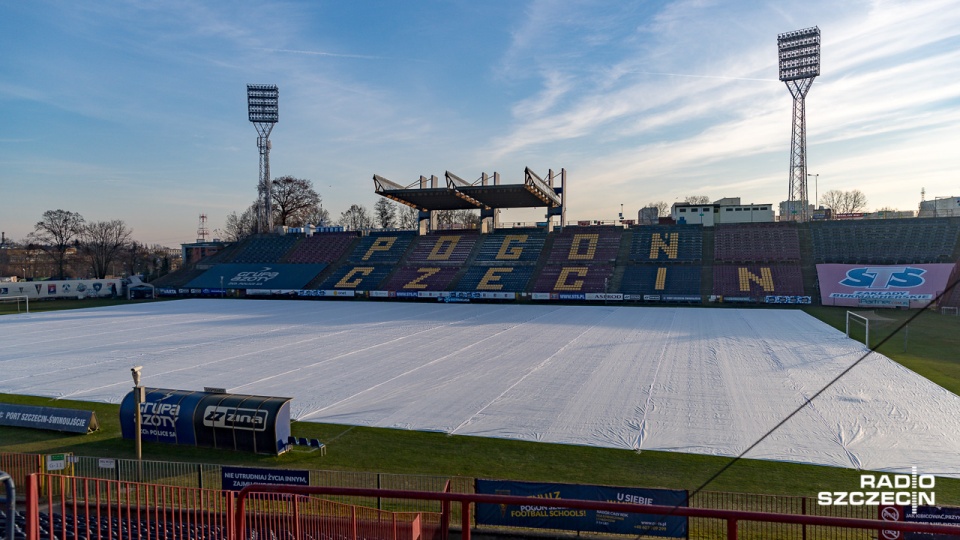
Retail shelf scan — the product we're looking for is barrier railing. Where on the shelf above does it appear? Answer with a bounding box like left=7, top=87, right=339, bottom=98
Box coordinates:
left=243, top=492, right=441, bottom=540
left=7, top=453, right=960, bottom=539
left=25, top=473, right=234, bottom=540
left=24, top=474, right=441, bottom=540
left=0, top=453, right=42, bottom=490
left=236, top=485, right=960, bottom=540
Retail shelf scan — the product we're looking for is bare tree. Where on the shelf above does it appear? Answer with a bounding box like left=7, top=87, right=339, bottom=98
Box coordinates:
left=684, top=195, right=712, bottom=205
left=844, top=189, right=868, bottom=214
left=339, top=204, right=373, bottom=231
left=819, top=190, right=844, bottom=213
left=434, top=209, right=477, bottom=230
left=80, top=219, right=132, bottom=279
left=224, top=205, right=258, bottom=242
left=122, top=242, right=173, bottom=281
left=374, top=198, right=396, bottom=229
left=302, top=205, right=331, bottom=227
left=397, top=205, right=419, bottom=229
left=272, top=176, right=321, bottom=227
left=29, top=209, right=85, bottom=279
left=819, top=189, right=868, bottom=215
left=645, top=201, right=670, bottom=216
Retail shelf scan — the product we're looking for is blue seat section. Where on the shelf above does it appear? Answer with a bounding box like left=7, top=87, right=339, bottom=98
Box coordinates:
left=454, top=265, right=536, bottom=292
left=810, top=218, right=960, bottom=264
left=619, top=265, right=701, bottom=296
left=531, top=265, right=614, bottom=293
left=714, top=223, right=800, bottom=262
left=232, top=235, right=300, bottom=263
left=404, top=233, right=478, bottom=266
left=472, top=229, right=547, bottom=265
left=546, top=226, right=622, bottom=264
left=713, top=264, right=804, bottom=297
left=382, top=266, right=460, bottom=291
left=346, top=231, right=416, bottom=264
left=630, top=225, right=703, bottom=263
left=319, top=265, right=393, bottom=290
left=283, top=232, right=357, bottom=263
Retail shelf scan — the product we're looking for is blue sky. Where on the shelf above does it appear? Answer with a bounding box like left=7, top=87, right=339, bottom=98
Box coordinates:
left=2, top=0, right=958, bottom=246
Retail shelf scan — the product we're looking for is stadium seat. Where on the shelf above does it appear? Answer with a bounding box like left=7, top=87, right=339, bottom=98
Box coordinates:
left=309, top=438, right=327, bottom=455
left=298, top=437, right=309, bottom=446
left=288, top=435, right=297, bottom=447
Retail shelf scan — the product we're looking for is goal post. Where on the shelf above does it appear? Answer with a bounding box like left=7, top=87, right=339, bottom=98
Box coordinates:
left=846, top=311, right=869, bottom=348
left=0, top=295, right=30, bottom=314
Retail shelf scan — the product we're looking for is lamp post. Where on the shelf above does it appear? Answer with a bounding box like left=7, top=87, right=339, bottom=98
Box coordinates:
left=808, top=173, right=819, bottom=210
left=131, top=366, right=143, bottom=461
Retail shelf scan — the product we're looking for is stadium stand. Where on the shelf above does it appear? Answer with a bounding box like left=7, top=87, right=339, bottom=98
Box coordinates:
left=455, top=265, right=536, bottom=292
left=532, top=264, right=614, bottom=293
left=809, top=217, right=960, bottom=264
left=346, top=231, right=416, bottom=264
left=631, top=225, right=703, bottom=263
left=546, top=226, right=622, bottom=263
left=149, top=266, right=208, bottom=290
left=403, top=233, right=479, bottom=266
left=282, top=232, right=357, bottom=264
left=319, top=265, right=393, bottom=290
left=450, top=229, right=546, bottom=292
left=381, top=266, right=461, bottom=291
left=470, top=229, right=547, bottom=265
left=712, top=264, right=805, bottom=297
left=714, top=223, right=801, bottom=262
left=620, top=265, right=701, bottom=296
left=231, top=235, right=301, bottom=264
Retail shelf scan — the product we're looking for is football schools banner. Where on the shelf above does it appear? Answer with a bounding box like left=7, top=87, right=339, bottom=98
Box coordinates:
left=185, top=264, right=327, bottom=290
left=816, top=264, right=956, bottom=308
left=475, top=479, right=687, bottom=538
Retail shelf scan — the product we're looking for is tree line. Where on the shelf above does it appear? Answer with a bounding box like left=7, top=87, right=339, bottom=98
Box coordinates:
left=0, top=209, right=174, bottom=281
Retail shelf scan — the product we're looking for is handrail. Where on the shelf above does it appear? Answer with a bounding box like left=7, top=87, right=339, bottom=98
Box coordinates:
left=235, top=485, right=960, bottom=540
left=0, top=470, right=14, bottom=540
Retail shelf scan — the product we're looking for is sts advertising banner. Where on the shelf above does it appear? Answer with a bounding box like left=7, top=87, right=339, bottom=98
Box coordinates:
left=816, top=264, right=956, bottom=308
left=185, top=264, right=327, bottom=290
left=475, top=479, right=687, bottom=538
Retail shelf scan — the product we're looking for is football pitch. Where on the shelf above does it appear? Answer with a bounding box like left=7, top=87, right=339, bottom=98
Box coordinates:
left=2, top=299, right=958, bottom=479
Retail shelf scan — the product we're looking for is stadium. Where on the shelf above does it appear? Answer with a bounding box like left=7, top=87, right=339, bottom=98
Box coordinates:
left=4, top=202, right=960, bottom=539
left=4, top=23, right=960, bottom=540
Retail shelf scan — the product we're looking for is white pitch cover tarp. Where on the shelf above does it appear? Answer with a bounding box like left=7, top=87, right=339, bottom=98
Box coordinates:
left=1, top=300, right=958, bottom=477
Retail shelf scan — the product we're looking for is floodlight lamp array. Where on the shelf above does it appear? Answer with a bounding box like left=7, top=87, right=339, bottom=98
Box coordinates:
left=247, top=84, right=279, bottom=123
left=778, top=27, right=820, bottom=81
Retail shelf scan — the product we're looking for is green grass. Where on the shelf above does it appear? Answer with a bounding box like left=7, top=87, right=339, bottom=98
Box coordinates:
left=3, top=303, right=960, bottom=505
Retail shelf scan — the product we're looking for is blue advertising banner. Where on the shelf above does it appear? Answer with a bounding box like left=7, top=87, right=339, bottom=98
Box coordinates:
left=120, top=388, right=292, bottom=454
left=0, top=403, right=98, bottom=434
left=120, top=389, right=204, bottom=445
left=904, top=505, right=960, bottom=539
left=221, top=466, right=310, bottom=491
left=186, top=264, right=327, bottom=290
left=475, top=479, right=687, bottom=538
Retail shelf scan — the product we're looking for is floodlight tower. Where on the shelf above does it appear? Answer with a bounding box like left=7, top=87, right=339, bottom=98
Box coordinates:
left=247, top=84, right=279, bottom=233
left=778, top=27, right=820, bottom=222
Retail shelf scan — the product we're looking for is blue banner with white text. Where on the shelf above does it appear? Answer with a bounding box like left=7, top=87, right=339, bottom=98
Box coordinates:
left=475, top=479, right=687, bottom=538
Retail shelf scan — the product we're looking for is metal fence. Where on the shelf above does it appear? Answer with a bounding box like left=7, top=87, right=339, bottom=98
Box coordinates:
left=0, top=452, right=943, bottom=540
